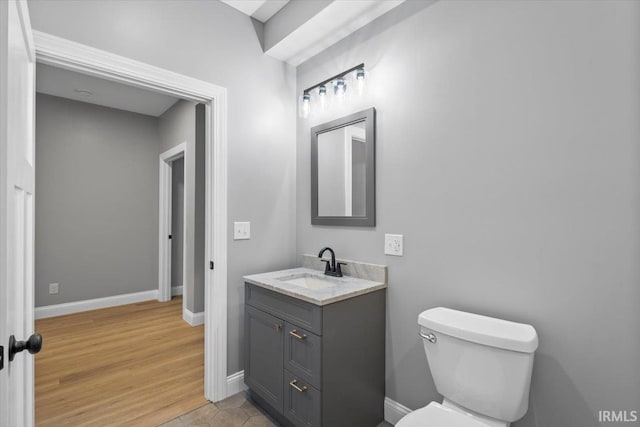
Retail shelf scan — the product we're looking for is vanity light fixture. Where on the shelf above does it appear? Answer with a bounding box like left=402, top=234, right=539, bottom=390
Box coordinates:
left=333, top=78, right=346, bottom=97
left=301, top=93, right=311, bottom=118
left=300, top=63, right=365, bottom=117
left=356, top=68, right=366, bottom=94
left=318, top=85, right=327, bottom=110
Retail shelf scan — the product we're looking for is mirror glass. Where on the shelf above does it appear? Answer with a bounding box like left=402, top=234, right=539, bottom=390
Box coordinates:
left=317, top=121, right=366, bottom=217
left=311, top=108, right=375, bottom=226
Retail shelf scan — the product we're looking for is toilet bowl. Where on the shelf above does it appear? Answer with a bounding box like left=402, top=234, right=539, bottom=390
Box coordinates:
left=396, top=307, right=538, bottom=427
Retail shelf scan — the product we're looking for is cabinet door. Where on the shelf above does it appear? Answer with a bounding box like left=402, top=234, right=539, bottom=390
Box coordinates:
left=245, top=305, right=284, bottom=412
left=284, top=370, right=321, bottom=427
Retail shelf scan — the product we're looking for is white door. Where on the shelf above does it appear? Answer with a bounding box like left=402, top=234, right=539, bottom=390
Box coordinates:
left=0, top=0, right=38, bottom=426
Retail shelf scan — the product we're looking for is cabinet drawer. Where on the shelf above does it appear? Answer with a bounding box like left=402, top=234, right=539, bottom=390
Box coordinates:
left=284, top=322, right=322, bottom=390
left=245, top=283, right=322, bottom=334
left=284, top=370, right=321, bottom=427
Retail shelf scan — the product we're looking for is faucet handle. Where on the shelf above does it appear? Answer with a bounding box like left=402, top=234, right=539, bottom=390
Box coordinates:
left=336, top=262, right=347, bottom=277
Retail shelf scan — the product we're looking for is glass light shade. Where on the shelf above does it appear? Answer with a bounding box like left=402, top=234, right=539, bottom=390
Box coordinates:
left=301, top=93, right=311, bottom=117
left=317, top=85, right=327, bottom=110
left=333, top=79, right=347, bottom=97
left=356, top=68, right=365, bottom=94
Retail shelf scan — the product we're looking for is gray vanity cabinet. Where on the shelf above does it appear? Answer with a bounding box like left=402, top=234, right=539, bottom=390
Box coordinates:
left=244, top=282, right=385, bottom=427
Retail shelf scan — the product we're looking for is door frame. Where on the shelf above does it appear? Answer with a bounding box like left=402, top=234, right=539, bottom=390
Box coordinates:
left=32, top=31, right=229, bottom=401
left=158, top=143, right=187, bottom=315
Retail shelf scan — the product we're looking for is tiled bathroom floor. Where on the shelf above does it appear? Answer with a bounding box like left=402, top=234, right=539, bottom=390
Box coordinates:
left=160, top=391, right=393, bottom=427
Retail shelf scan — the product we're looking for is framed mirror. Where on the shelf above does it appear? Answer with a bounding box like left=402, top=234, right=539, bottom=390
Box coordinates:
left=311, top=107, right=375, bottom=226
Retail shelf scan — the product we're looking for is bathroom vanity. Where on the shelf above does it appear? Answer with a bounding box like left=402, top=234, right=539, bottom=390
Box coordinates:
left=243, top=255, right=387, bottom=427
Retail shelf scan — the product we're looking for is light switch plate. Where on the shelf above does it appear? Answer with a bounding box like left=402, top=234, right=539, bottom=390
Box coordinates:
left=384, top=234, right=403, bottom=256
left=234, top=221, right=251, bottom=240
left=49, top=283, right=59, bottom=295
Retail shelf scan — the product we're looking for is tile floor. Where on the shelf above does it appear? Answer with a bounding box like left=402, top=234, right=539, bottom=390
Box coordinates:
left=160, top=391, right=393, bottom=427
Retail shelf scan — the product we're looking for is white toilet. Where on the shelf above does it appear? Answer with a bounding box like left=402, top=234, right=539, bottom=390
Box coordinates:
left=396, top=307, right=538, bottom=427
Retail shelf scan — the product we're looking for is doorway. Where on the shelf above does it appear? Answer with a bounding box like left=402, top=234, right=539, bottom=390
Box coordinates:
left=159, top=144, right=190, bottom=319
left=1, top=7, right=229, bottom=424
left=32, top=31, right=230, bottom=402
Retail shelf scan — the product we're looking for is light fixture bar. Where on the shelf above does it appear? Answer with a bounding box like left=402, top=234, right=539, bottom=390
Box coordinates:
left=303, top=63, right=365, bottom=95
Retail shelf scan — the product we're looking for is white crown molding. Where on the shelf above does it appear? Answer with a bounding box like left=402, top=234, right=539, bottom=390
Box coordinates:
left=384, top=397, right=412, bottom=425
left=32, top=31, right=225, bottom=101
left=35, top=290, right=159, bottom=319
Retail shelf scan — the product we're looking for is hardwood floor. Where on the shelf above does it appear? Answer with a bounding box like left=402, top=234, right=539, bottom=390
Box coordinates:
left=35, top=297, right=207, bottom=427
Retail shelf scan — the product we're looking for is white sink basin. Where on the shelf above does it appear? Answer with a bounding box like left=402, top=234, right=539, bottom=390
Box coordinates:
left=276, top=273, right=339, bottom=290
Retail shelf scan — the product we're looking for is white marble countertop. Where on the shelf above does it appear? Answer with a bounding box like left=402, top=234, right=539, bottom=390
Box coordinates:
left=243, top=267, right=387, bottom=306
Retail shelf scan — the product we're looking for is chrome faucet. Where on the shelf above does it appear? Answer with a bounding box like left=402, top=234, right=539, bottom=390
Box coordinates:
left=318, top=247, right=346, bottom=277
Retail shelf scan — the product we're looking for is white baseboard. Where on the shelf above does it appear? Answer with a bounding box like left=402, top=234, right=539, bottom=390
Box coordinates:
left=35, top=289, right=159, bottom=319
left=171, top=286, right=183, bottom=296
left=226, top=370, right=247, bottom=397
left=183, top=308, right=204, bottom=326
left=384, top=397, right=412, bottom=425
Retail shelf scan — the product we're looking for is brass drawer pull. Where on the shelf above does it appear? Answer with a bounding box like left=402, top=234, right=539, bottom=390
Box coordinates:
left=289, top=379, right=307, bottom=393
left=289, top=329, right=307, bottom=340
left=275, top=323, right=282, bottom=332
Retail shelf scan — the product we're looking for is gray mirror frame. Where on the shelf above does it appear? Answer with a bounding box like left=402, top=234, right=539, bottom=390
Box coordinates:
left=311, top=107, right=376, bottom=226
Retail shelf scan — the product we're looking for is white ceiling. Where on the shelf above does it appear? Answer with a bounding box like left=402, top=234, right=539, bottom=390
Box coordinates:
left=36, top=63, right=180, bottom=117
left=220, top=0, right=408, bottom=66
left=220, top=0, right=289, bottom=23
left=265, top=0, right=406, bottom=66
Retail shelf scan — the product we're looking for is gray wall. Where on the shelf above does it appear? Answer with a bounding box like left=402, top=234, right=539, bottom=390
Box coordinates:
left=171, top=157, right=184, bottom=289
left=35, top=94, right=160, bottom=306
left=158, top=100, right=202, bottom=313
left=296, top=1, right=640, bottom=426
left=28, top=0, right=298, bottom=374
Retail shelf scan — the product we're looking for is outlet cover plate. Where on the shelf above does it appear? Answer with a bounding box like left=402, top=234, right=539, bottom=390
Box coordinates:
left=234, top=221, right=251, bottom=240
left=384, top=234, right=403, bottom=256
left=49, top=283, right=59, bottom=295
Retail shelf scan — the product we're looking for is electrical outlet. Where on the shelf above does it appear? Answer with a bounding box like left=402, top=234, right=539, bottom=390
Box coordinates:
left=384, top=234, right=403, bottom=256
left=234, top=221, right=251, bottom=240
left=49, top=283, right=59, bottom=295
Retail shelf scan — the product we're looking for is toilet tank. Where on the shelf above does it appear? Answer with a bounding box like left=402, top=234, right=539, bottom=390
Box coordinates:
left=419, top=308, right=538, bottom=423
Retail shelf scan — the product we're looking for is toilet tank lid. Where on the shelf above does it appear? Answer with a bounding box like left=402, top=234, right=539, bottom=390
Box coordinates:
left=418, top=307, right=539, bottom=353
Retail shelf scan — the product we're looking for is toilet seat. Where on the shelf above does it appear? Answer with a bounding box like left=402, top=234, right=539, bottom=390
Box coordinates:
left=396, top=402, right=490, bottom=427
